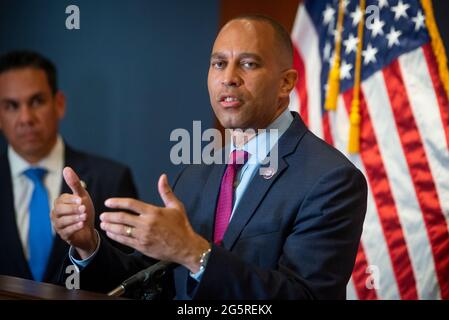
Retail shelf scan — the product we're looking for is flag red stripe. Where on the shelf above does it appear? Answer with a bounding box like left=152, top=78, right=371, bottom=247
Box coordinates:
left=322, top=111, right=334, bottom=145
left=383, top=60, right=449, bottom=299
left=343, top=90, right=419, bottom=299
left=421, top=43, right=449, bottom=151
left=351, top=242, right=378, bottom=299
left=293, top=46, right=309, bottom=125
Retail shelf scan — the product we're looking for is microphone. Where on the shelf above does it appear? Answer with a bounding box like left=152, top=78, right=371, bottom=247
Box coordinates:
left=107, top=260, right=176, bottom=297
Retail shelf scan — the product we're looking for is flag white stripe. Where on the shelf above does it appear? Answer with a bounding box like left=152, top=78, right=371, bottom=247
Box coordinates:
left=332, top=96, right=400, bottom=299
left=346, top=277, right=358, bottom=300
left=399, top=48, right=449, bottom=229
left=291, top=4, right=323, bottom=138
left=362, top=188, right=402, bottom=299
left=362, top=71, right=441, bottom=299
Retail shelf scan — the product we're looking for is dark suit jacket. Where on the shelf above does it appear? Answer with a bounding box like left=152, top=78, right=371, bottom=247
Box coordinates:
left=70, top=112, right=368, bottom=299
left=0, top=144, right=138, bottom=284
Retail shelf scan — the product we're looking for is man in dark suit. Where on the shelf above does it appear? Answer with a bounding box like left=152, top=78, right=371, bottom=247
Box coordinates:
left=0, top=51, right=137, bottom=284
left=52, top=15, right=368, bottom=299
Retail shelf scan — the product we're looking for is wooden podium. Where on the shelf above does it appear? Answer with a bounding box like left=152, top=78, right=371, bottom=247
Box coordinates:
left=0, top=275, right=121, bottom=300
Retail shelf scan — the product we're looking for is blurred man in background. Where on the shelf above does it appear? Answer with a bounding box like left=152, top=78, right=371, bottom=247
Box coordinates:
left=0, top=50, right=138, bottom=284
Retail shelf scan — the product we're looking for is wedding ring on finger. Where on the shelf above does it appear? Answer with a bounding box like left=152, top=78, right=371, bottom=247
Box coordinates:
left=125, top=226, right=133, bottom=238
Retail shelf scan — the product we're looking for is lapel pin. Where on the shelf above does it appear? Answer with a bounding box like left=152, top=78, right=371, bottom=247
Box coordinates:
left=260, top=167, right=275, bottom=180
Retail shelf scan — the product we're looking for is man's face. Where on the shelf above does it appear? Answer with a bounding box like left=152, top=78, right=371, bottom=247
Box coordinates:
left=0, top=68, right=65, bottom=163
left=208, top=19, right=296, bottom=130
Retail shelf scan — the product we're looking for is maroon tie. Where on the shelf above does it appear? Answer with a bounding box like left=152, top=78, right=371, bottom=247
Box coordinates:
left=213, top=150, right=250, bottom=244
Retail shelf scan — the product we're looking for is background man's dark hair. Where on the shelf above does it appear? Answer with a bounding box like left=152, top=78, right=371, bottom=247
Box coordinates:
left=230, top=14, right=294, bottom=67
left=0, top=50, right=58, bottom=94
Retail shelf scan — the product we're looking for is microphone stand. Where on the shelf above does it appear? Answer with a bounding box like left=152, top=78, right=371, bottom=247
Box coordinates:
left=107, top=260, right=175, bottom=298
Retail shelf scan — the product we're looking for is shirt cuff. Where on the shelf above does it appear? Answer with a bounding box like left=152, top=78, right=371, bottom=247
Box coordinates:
left=189, top=245, right=211, bottom=282
left=189, top=268, right=205, bottom=282
left=69, top=229, right=101, bottom=271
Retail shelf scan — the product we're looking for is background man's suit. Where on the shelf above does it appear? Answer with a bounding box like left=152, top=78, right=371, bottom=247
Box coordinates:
left=65, top=112, right=368, bottom=299
left=0, top=144, right=137, bottom=284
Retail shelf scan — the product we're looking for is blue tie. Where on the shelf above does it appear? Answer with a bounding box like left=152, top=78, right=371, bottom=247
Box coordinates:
left=24, top=168, right=53, bottom=281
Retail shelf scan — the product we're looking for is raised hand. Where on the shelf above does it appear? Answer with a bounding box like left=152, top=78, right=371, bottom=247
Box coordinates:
left=99, top=174, right=210, bottom=273
left=51, top=166, right=98, bottom=259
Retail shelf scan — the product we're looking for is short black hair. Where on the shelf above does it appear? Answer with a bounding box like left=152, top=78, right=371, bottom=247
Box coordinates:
left=229, top=14, right=294, bottom=67
left=0, top=50, right=58, bottom=94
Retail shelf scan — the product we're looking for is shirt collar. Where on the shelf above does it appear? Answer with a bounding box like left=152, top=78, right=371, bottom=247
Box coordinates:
left=8, top=135, right=65, bottom=177
left=230, top=108, right=293, bottom=164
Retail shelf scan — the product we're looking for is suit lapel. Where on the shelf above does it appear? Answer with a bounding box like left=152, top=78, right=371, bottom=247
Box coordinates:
left=0, top=153, right=32, bottom=278
left=222, top=113, right=308, bottom=249
left=222, top=159, right=288, bottom=249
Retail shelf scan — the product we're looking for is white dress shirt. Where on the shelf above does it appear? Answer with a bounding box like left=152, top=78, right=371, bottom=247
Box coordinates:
left=8, top=136, right=64, bottom=259
left=229, top=108, right=293, bottom=220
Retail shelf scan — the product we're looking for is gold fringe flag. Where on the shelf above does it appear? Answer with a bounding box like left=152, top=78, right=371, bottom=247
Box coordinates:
left=421, top=0, right=449, bottom=101
left=348, top=0, right=366, bottom=154
left=324, top=0, right=345, bottom=111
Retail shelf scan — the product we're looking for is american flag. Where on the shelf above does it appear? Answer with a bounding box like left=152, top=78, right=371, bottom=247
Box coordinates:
left=290, top=0, right=449, bottom=299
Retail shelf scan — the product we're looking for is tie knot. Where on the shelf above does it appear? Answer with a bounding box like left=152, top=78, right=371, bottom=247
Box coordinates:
left=229, top=150, right=250, bottom=167
left=24, top=167, right=48, bottom=183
